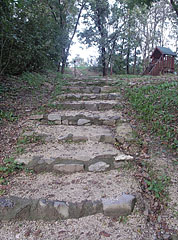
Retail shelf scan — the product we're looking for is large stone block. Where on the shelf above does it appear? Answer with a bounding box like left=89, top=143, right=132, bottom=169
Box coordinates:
left=77, top=119, right=91, bottom=126
left=30, top=114, right=44, bottom=120
left=53, top=164, right=84, bottom=173
left=115, top=123, right=134, bottom=143
left=48, top=113, right=61, bottom=121
left=102, top=194, right=136, bottom=217
left=85, top=103, right=98, bottom=111
left=88, top=162, right=110, bottom=172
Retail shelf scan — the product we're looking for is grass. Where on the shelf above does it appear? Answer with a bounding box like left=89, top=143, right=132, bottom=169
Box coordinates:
left=125, top=80, right=178, bottom=151
left=145, top=174, right=170, bottom=200
left=0, top=157, right=24, bottom=195
left=0, top=110, right=18, bottom=124
left=20, top=72, right=47, bottom=90
left=17, top=135, right=44, bottom=145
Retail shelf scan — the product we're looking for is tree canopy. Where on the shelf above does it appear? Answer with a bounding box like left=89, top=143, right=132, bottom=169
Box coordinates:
left=0, top=0, right=177, bottom=76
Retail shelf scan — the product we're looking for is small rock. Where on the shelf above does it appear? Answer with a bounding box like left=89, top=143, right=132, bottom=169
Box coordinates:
left=99, top=134, right=114, bottom=144
left=58, top=134, right=73, bottom=142
left=53, top=201, right=69, bottom=219
left=30, top=114, right=44, bottom=120
left=77, top=119, right=91, bottom=126
left=73, top=136, right=88, bottom=142
left=115, top=154, right=133, bottom=161
left=85, top=103, right=98, bottom=111
left=62, top=119, right=69, bottom=125
left=88, top=162, right=110, bottom=172
left=48, top=113, right=61, bottom=121
left=92, top=87, right=101, bottom=94
left=103, top=119, right=116, bottom=126
left=115, top=123, right=133, bottom=142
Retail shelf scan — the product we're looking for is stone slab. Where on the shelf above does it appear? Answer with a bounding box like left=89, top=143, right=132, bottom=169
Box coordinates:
left=102, top=194, right=136, bottom=217
left=0, top=194, right=136, bottom=220
left=53, top=164, right=84, bottom=173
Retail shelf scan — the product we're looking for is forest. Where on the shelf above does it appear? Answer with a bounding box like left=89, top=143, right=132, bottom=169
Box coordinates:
left=0, top=0, right=178, bottom=76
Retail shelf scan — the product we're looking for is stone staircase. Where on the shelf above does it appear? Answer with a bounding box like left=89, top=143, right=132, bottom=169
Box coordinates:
left=0, top=77, right=139, bottom=226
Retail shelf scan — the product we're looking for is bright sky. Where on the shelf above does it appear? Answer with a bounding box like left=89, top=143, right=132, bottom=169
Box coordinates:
left=69, top=36, right=99, bottom=63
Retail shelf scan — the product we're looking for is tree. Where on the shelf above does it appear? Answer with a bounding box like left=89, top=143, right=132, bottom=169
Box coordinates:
left=47, top=0, right=86, bottom=74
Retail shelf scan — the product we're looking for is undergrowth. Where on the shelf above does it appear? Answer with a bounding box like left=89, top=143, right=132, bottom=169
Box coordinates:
left=125, top=80, right=178, bottom=151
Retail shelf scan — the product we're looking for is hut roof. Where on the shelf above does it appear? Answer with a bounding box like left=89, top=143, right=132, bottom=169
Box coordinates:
left=156, top=46, right=176, bottom=56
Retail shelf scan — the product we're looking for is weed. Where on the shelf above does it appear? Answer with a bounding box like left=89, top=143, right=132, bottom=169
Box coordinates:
left=145, top=175, right=170, bottom=200
left=118, top=216, right=128, bottom=224
left=17, top=135, right=44, bottom=145
left=20, top=72, right=47, bottom=89
left=15, top=146, right=25, bottom=155
left=0, top=157, right=24, bottom=195
left=0, top=110, right=18, bottom=123
left=0, top=157, right=24, bottom=174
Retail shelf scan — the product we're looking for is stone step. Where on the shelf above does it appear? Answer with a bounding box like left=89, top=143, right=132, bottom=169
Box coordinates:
left=1, top=170, right=137, bottom=220
left=61, top=86, right=116, bottom=94
left=30, top=110, right=123, bottom=126
left=23, top=125, right=115, bottom=144
left=15, top=142, right=133, bottom=173
left=65, top=80, right=116, bottom=87
left=58, top=93, right=120, bottom=101
left=52, top=100, right=118, bottom=111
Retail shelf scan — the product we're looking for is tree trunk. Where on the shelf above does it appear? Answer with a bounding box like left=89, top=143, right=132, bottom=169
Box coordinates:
left=126, top=46, right=130, bottom=74
left=102, top=47, right=107, bottom=76
left=133, top=47, right=137, bottom=74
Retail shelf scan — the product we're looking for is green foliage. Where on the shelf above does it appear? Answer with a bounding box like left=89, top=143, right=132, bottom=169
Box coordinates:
left=20, top=72, right=46, bottom=89
left=126, top=81, right=178, bottom=150
left=145, top=175, right=170, bottom=200
left=0, top=157, right=24, bottom=194
left=17, top=135, right=44, bottom=145
left=0, top=110, right=18, bottom=123
left=0, top=157, right=24, bottom=174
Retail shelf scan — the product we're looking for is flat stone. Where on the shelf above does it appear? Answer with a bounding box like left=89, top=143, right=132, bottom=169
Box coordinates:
left=98, top=103, right=115, bottom=110
left=54, top=120, right=62, bottom=125
left=48, top=113, right=61, bottom=121
left=102, top=194, right=136, bottom=217
left=92, top=87, right=101, bottom=94
left=72, top=136, right=88, bottom=142
left=88, top=162, right=110, bottom=172
left=53, top=164, right=84, bottom=173
left=53, top=201, right=69, bottom=219
left=30, top=114, right=44, bottom=120
left=22, top=131, right=34, bottom=137
left=58, top=134, right=73, bottom=142
left=85, top=103, right=98, bottom=111
left=103, top=119, right=116, bottom=126
left=101, top=86, right=114, bottom=93
left=62, top=119, right=69, bottom=125
left=116, top=123, right=133, bottom=142
left=77, top=119, right=91, bottom=126
left=99, top=134, right=114, bottom=144
left=115, top=154, right=134, bottom=161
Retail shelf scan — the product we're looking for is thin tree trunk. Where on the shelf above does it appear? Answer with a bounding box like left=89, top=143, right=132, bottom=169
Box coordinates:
left=133, top=47, right=137, bottom=74
left=60, top=1, right=86, bottom=74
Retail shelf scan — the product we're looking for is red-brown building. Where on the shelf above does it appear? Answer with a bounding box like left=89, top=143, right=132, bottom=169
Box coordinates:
left=143, top=46, right=176, bottom=76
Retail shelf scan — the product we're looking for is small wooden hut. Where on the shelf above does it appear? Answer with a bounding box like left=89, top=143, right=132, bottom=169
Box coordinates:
left=143, top=46, right=176, bottom=76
